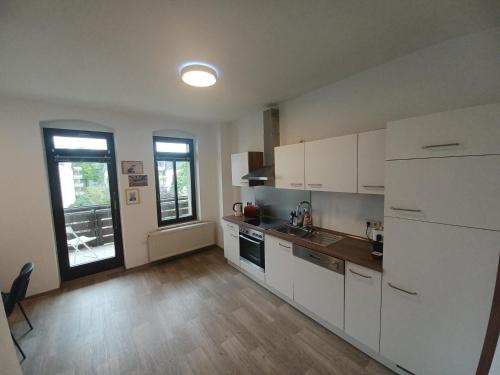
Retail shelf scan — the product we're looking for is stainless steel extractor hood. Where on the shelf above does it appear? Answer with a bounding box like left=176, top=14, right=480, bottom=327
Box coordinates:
left=241, top=108, right=280, bottom=185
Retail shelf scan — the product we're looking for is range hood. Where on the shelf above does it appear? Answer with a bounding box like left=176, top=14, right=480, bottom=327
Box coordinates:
left=241, top=108, right=280, bottom=186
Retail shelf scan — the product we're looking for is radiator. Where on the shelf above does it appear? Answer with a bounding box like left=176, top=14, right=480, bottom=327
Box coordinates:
left=147, top=221, right=215, bottom=262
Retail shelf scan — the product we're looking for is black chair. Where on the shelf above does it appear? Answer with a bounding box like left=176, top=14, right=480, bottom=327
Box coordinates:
left=2, top=262, right=35, bottom=361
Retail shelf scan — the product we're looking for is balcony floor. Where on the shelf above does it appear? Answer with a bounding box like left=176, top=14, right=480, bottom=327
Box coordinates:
left=68, top=243, right=115, bottom=267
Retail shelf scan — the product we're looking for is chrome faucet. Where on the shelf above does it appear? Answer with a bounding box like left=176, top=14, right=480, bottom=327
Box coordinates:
left=295, top=200, right=312, bottom=228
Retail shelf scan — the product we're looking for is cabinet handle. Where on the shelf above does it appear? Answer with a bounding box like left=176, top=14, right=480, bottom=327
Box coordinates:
left=240, top=180, right=249, bottom=184
left=388, top=282, right=418, bottom=296
left=390, top=206, right=422, bottom=213
left=278, top=242, right=291, bottom=249
left=230, top=234, right=238, bottom=239
left=307, top=183, right=323, bottom=188
left=290, top=182, right=303, bottom=187
left=309, top=253, right=321, bottom=261
left=422, top=142, right=460, bottom=149
left=349, top=268, right=372, bottom=279
left=362, top=185, right=384, bottom=189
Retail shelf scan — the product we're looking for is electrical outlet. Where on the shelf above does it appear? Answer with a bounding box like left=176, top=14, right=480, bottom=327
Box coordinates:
left=366, top=220, right=383, bottom=230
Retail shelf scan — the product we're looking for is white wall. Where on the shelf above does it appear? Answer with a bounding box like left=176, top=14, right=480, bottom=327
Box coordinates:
left=223, top=28, right=500, bottom=237
left=0, top=96, right=220, bottom=295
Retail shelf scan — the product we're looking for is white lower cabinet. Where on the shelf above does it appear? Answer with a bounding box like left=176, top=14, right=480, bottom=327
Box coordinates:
left=293, top=247, right=344, bottom=330
left=223, top=222, right=240, bottom=266
left=344, top=262, right=381, bottom=352
left=380, top=217, right=500, bottom=375
left=265, top=235, right=293, bottom=299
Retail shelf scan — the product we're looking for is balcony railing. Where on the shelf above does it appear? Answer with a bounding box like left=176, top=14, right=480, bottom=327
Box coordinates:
left=64, top=205, right=114, bottom=247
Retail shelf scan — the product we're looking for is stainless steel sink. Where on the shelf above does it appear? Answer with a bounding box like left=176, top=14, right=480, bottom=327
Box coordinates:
left=273, top=225, right=344, bottom=247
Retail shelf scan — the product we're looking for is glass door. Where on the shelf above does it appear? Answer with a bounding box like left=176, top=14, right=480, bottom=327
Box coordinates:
left=44, top=128, right=124, bottom=281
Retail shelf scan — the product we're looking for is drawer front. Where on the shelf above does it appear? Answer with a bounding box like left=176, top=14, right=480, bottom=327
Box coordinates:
left=344, top=262, right=381, bottom=352
left=293, top=255, right=344, bottom=329
left=385, top=155, right=500, bottom=231
left=380, top=218, right=500, bottom=374
left=224, top=221, right=239, bottom=234
left=265, top=235, right=293, bottom=299
left=386, top=103, right=500, bottom=160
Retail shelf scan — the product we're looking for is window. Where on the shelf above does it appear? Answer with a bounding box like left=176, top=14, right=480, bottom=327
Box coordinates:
left=153, top=136, right=197, bottom=226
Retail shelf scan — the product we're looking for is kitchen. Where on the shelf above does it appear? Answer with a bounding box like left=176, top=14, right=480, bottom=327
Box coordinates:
left=223, top=103, right=500, bottom=374
left=1, top=2, right=499, bottom=375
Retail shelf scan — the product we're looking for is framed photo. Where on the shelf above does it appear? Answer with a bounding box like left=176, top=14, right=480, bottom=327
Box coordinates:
left=128, top=174, right=148, bottom=187
left=125, top=188, right=140, bottom=205
left=121, top=161, right=144, bottom=174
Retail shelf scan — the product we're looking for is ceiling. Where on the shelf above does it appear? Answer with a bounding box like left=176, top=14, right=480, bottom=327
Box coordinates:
left=0, top=0, right=499, bottom=123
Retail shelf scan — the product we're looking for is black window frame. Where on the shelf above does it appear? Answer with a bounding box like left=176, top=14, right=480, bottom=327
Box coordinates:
left=153, top=136, right=197, bottom=226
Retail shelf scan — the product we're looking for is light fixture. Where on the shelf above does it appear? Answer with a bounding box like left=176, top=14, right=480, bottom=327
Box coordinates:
left=180, top=63, right=218, bottom=87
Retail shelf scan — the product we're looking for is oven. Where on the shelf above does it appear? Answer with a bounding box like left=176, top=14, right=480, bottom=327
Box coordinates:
left=239, top=226, right=265, bottom=271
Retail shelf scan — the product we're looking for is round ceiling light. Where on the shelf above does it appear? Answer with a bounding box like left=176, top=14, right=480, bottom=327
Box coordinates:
left=180, top=63, right=218, bottom=87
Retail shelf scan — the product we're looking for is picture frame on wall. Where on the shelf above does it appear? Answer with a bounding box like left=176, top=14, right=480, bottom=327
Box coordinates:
left=125, top=188, right=140, bottom=205
left=121, top=161, right=144, bottom=174
left=128, top=174, right=148, bottom=187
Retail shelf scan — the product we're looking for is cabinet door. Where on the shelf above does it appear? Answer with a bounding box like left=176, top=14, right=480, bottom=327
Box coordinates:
left=274, top=143, right=305, bottom=190
left=231, top=153, right=250, bottom=187
left=305, top=134, right=357, bottom=193
left=385, top=155, right=500, bottom=231
left=386, top=103, right=500, bottom=160
left=380, top=217, right=500, bottom=375
left=345, top=262, right=381, bottom=352
left=223, top=222, right=240, bottom=266
left=293, top=255, right=344, bottom=329
left=358, top=129, right=385, bottom=195
left=265, top=235, right=293, bottom=299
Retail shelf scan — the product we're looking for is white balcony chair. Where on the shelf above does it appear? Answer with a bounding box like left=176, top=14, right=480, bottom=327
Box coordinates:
left=66, top=226, right=98, bottom=264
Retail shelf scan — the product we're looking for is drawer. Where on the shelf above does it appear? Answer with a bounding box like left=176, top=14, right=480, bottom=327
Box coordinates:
left=384, top=155, right=500, bottom=231
left=386, top=103, right=500, bottom=160
left=224, top=221, right=239, bottom=233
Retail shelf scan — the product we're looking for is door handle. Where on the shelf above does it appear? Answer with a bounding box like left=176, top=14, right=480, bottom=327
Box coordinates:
left=349, top=268, right=372, bottom=279
left=422, top=142, right=460, bottom=149
left=239, top=234, right=261, bottom=245
left=388, top=282, right=418, bottom=296
left=390, top=206, right=422, bottom=213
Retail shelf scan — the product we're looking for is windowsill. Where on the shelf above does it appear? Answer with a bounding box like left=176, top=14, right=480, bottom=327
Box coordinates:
left=157, top=219, right=201, bottom=230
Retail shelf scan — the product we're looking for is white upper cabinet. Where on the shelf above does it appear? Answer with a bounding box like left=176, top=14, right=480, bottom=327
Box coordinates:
left=385, top=155, right=500, bottom=231
left=380, top=218, right=500, bottom=375
left=274, top=143, right=305, bottom=190
left=231, top=152, right=263, bottom=187
left=345, top=262, right=382, bottom=352
left=265, top=235, right=293, bottom=299
left=305, top=134, right=358, bottom=193
left=358, top=129, right=385, bottom=195
left=386, top=103, right=500, bottom=160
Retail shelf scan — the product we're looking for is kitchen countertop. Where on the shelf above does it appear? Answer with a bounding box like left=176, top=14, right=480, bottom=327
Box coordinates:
left=223, top=215, right=382, bottom=272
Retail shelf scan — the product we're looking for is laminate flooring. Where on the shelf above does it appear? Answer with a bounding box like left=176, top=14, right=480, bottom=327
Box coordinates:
left=10, top=247, right=394, bottom=375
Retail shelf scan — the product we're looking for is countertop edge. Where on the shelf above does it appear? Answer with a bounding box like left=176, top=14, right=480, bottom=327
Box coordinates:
left=222, top=215, right=383, bottom=273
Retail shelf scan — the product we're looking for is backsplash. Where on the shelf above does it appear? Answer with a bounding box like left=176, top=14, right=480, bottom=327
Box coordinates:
left=240, top=186, right=384, bottom=238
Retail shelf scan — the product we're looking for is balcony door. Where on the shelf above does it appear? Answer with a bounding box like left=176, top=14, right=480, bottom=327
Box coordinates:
left=44, top=128, right=124, bottom=281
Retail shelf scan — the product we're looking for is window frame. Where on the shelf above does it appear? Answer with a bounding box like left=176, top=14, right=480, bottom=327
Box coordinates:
left=153, top=136, right=197, bottom=226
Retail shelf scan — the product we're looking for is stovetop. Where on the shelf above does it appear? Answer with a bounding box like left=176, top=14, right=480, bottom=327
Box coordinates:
left=245, top=217, right=287, bottom=230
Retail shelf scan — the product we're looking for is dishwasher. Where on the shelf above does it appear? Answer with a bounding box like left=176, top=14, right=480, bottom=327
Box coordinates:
left=293, top=244, right=345, bottom=330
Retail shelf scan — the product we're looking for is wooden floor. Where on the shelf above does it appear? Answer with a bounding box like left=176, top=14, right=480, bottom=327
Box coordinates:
left=11, top=247, right=393, bottom=375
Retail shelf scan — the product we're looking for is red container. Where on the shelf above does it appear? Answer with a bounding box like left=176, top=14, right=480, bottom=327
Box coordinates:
left=243, top=203, right=259, bottom=217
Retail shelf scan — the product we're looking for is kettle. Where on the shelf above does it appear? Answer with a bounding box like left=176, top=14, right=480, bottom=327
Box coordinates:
left=233, top=202, right=243, bottom=216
